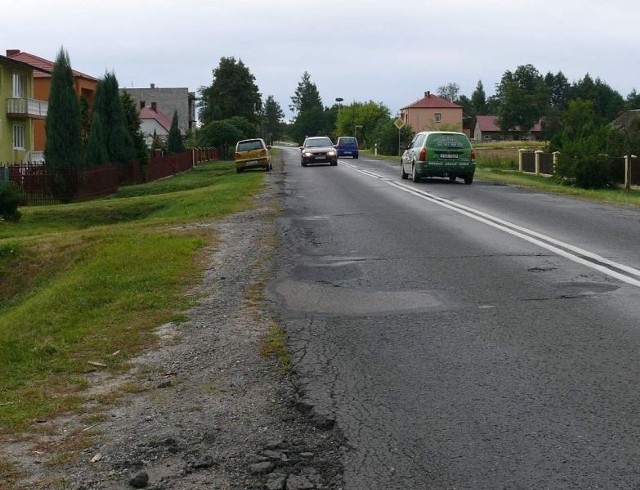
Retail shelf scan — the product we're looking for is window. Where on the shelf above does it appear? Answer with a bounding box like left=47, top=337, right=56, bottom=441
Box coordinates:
left=434, top=113, right=442, bottom=123
left=13, top=125, right=25, bottom=149
left=12, top=72, right=25, bottom=98
left=140, top=100, right=146, bottom=108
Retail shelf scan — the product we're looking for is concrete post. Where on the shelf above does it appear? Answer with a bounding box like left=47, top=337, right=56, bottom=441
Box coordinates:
left=535, top=150, right=543, bottom=176
left=518, top=149, right=525, bottom=172
left=553, top=152, right=560, bottom=175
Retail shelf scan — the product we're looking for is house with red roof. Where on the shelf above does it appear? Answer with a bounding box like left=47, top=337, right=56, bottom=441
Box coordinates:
left=0, top=54, right=49, bottom=163
left=139, top=102, right=173, bottom=147
left=5, top=49, right=98, bottom=152
left=473, top=115, right=542, bottom=141
left=400, top=91, right=463, bottom=133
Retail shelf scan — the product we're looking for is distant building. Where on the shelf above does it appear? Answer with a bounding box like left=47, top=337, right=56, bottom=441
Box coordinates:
left=121, top=83, right=197, bottom=135
left=138, top=102, right=172, bottom=147
left=6, top=49, right=98, bottom=154
left=400, top=91, right=463, bottom=133
left=473, top=115, right=542, bottom=141
left=0, top=53, right=48, bottom=163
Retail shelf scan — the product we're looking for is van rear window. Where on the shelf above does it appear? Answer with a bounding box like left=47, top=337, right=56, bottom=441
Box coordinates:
left=426, top=134, right=470, bottom=149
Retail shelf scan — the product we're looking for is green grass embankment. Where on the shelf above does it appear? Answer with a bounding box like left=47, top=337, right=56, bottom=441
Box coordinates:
left=0, top=161, right=263, bottom=434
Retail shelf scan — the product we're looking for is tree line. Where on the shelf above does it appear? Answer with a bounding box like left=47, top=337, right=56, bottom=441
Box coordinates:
left=196, top=57, right=640, bottom=188
left=44, top=51, right=640, bottom=193
left=44, top=48, right=188, bottom=201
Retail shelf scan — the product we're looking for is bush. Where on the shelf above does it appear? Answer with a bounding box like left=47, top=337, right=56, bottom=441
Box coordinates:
left=555, top=132, right=612, bottom=189
left=574, top=154, right=611, bottom=189
left=0, top=184, right=23, bottom=222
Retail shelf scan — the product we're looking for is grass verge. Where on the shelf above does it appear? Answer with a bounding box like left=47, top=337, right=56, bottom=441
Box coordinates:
left=0, top=161, right=265, bottom=436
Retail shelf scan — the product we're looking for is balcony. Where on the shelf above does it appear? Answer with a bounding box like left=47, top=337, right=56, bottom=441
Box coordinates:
left=6, top=97, right=48, bottom=119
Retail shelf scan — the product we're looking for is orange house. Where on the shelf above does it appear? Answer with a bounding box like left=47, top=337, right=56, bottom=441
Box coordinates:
left=400, top=91, right=463, bottom=133
left=6, top=50, right=98, bottom=152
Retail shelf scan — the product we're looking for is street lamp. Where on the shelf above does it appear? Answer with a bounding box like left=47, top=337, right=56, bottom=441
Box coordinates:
left=335, top=97, right=343, bottom=117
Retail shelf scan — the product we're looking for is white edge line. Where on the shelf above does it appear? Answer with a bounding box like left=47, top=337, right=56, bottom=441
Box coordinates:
left=348, top=166, right=640, bottom=288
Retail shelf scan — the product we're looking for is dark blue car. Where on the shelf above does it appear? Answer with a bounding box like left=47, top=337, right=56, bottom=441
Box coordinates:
left=335, top=136, right=359, bottom=159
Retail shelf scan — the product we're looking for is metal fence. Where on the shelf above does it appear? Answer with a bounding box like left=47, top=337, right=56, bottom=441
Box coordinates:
left=1, top=147, right=221, bottom=206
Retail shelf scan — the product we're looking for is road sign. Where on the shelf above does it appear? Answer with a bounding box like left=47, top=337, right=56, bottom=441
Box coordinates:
left=394, top=118, right=405, bottom=129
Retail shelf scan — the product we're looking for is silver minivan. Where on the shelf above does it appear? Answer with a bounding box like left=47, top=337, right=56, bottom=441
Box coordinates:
left=401, top=131, right=476, bottom=184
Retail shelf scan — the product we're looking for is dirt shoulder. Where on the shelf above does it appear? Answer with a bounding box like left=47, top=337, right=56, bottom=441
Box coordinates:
left=1, top=154, right=344, bottom=489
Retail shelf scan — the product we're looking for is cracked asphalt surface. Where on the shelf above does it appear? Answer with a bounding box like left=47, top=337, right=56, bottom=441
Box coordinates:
left=1, top=152, right=345, bottom=489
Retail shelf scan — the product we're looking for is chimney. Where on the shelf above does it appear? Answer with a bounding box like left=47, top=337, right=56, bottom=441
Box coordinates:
left=6, top=49, right=20, bottom=57
left=150, top=83, right=156, bottom=89
left=424, top=91, right=431, bottom=98
left=151, top=102, right=157, bottom=112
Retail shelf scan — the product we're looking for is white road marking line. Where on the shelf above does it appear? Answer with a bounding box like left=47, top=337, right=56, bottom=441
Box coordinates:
left=345, top=164, right=640, bottom=288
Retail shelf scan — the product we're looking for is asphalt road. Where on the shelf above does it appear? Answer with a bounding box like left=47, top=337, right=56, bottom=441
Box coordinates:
left=269, top=146, right=640, bottom=489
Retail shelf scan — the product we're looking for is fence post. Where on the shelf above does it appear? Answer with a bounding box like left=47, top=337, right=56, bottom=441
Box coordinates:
left=552, top=152, right=560, bottom=175
left=1, top=164, right=7, bottom=185
left=625, top=155, right=631, bottom=189
left=535, top=150, right=543, bottom=176
left=518, top=149, right=525, bottom=172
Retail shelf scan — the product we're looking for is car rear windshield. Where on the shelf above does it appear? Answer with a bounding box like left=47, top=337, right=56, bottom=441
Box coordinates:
left=339, top=137, right=357, bottom=145
left=237, top=140, right=264, bottom=151
left=426, top=133, right=471, bottom=149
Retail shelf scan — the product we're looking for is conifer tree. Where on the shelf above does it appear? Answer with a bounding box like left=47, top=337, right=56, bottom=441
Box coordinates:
left=45, top=47, right=83, bottom=201
left=121, top=91, right=149, bottom=164
left=167, top=110, right=185, bottom=153
left=93, top=72, right=135, bottom=167
left=84, top=110, right=108, bottom=166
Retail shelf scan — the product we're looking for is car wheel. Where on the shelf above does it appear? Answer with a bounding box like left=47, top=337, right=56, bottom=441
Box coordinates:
left=354, top=154, right=359, bottom=159
left=464, top=175, right=474, bottom=185
left=449, top=176, right=456, bottom=183
left=412, top=164, right=420, bottom=183
left=236, top=168, right=242, bottom=174
left=301, top=161, right=307, bottom=167
left=400, top=162, right=408, bottom=180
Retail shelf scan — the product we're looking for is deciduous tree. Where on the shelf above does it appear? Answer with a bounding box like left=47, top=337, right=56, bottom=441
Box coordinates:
left=199, top=57, right=261, bottom=125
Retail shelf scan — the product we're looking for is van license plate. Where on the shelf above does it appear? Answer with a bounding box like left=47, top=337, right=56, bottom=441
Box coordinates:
left=439, top=153, right=459, bottom=159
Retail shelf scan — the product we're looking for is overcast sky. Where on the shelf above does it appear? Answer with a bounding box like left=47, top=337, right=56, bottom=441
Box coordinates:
left=4, top=0, right=640, bottom=120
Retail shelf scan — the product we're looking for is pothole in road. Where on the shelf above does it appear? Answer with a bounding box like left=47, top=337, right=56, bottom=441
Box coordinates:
left=274, top=278, right=442, bottom=316
left=552, top=281, right=619, bottom=298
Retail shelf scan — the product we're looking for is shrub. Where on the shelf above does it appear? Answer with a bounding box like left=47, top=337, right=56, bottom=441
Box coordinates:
left=555, top=131, right=612, bottom=189
left=0, top=184, right=23, bottom=222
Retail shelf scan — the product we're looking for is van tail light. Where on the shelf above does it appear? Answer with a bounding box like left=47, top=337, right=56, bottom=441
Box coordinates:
left=471, top=149, right=476, bottom=161
left=260, top=149, right=267, bottom=156
left=234, top=152, right=241, bottom=159
left=419, top=148, right=426, bottom=161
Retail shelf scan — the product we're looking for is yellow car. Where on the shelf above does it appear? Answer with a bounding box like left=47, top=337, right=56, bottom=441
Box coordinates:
left=234, top=138, right=272, bottom=173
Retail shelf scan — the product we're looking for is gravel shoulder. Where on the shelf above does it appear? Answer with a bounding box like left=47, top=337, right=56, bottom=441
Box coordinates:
left=1, top=154, right=345, bottom=489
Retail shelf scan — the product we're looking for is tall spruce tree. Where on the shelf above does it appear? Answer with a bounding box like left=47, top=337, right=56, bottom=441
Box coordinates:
left=84, top=110, right=108, bottom=166
left=121, top=91, right=149, bottom=165
left=93, top=72, right=135, bottom=166
left=290, top=72, right=325, bottom=143
left=45, top=47, right=83, bottom=201
left=263, top=95, right=284, bottom=143
left=167, top=110, right=184, bottom=154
